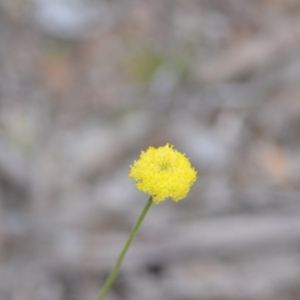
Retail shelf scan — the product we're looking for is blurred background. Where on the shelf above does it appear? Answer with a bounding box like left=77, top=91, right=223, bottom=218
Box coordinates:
left=1, top=0, right=300, bottom=299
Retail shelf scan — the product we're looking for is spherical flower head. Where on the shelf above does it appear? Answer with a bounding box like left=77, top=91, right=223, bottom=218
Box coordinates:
left=129, top=144, right=197, bottom=204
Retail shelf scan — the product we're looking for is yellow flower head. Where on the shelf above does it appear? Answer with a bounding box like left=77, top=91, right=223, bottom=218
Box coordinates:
left=129, top=144, right=197, bottom=204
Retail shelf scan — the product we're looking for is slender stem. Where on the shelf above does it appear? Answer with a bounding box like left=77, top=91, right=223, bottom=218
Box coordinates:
left=97, top=196, right=153, bottom=300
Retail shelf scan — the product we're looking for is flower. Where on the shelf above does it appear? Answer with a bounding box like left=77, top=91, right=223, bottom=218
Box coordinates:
left=129, top=144, right=197, bottom=204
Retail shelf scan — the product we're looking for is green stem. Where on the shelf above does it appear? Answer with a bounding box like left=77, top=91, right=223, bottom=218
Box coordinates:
left=97, top=196, right=153, bottom=300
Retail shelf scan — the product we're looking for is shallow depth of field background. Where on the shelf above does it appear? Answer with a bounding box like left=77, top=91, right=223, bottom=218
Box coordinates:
left=1, top=1, right=300, bottom=300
